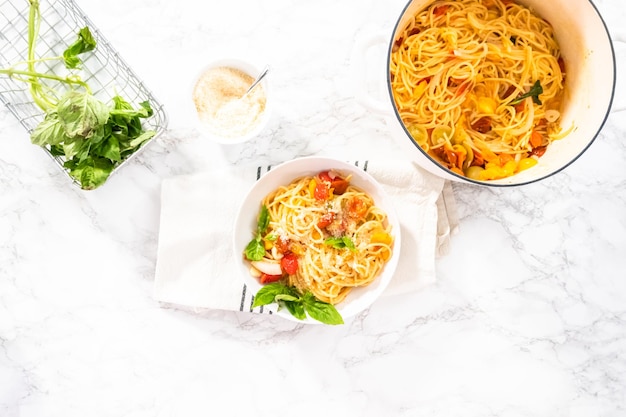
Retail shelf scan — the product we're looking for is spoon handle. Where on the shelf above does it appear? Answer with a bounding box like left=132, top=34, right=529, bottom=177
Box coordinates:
left=245, top=65, right=270, bottom=95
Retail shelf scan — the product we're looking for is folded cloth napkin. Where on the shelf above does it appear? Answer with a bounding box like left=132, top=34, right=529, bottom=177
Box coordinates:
left=153, top=160, right=459, bottom=313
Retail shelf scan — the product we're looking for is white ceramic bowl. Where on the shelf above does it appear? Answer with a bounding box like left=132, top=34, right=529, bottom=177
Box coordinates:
left=191, top=59, right=271, bottom=144
left=232, top=156, right=402, bottom=324
left=358, top=0, right=616, bottom=186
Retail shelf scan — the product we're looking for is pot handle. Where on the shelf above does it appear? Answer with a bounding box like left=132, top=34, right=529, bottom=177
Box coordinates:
left=351, top=31, right=394, bottom=115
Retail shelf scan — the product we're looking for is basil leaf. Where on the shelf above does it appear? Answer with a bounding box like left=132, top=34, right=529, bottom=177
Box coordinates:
left=30, top=111, right=66, bottom=146
left=302, top=292, right=344, bottom=325
left=65, top=156, right=113, bottom=190
left=257, top=205, right=270, bottom=235
left=60, top=137, right=81, bottom=160
left=252, top=283, right=293, bottom=308
left=112, top=95, right=133, bottom=111
left=63, top=27, right=96, bottom=69
left=95, top=136, right=121, bottom=162
left=509, top=80, right=543, bottom=106
left=324, top=237, right=343, bottom=249
left=126, top=129, right=155, bottom=149
left=284, top=300, right=306, bottom=320
left=274, top=294, right=299, bottom=302
left=49, top=144, right=64, bottom=157
left=324, top=236, right=356, bottom=252
left=57, top=91, right=109, bottom=139
left=244, top=238, right=265, bottom=261
left=342, top=236, right=356, bottom=252
left=139, top=100, right=154, bottom=118
left=245, top=205, right=272, bottom=261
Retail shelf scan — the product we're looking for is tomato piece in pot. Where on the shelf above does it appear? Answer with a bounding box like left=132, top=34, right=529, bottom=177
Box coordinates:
left=471, top=117, right=492, bottom=133
left=529, top=145, right=547, bottom=158
left=281, top=252, right=299, bottom=275
left=530, top=130, right=543, bottom=148
left=433, top=4, right=449, bottom=17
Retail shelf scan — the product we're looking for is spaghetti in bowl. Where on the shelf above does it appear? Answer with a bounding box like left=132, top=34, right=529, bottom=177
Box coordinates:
left=232, top=157, right=401, bottom=325
left=387, top=0, right=615, bottom=186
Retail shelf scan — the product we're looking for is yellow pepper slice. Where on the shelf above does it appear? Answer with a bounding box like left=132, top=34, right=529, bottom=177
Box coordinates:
left=413, top=80, right=428, bottom=100
left=477, top=96, right=497, bottom=114
left=308, top=179, right=316, bottom=198
left=371, top=231, right=392, bottom=246
left=502, top=160, right=517, bottom=177
left=518, top=157, right=538, bottom=172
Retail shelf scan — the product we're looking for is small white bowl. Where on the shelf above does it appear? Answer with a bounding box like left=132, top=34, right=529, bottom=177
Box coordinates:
left=232, top=156, right=402, bottom=324
left=191, top=59, right=271, bottom=144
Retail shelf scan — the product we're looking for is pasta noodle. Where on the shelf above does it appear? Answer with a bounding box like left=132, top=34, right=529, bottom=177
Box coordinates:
left=246, top=170, right=394, bottom=305
left=390, top=0, right=566, bottom=180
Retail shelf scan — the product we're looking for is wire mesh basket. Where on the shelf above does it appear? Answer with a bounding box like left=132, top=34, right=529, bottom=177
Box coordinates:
left=0, top=0, right=168, bottom=188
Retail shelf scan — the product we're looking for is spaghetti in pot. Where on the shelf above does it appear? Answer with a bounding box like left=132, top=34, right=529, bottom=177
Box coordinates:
left=245, top=170, right=394, bottom=305
left=390, top=0, right=566, bottom=181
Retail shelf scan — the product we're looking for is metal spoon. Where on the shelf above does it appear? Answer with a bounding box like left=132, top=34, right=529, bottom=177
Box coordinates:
left=243, top=65, right=269, bottom=97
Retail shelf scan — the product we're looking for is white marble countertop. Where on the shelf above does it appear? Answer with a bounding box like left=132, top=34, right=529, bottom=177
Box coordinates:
left=1, top=0, right=625, bottom=416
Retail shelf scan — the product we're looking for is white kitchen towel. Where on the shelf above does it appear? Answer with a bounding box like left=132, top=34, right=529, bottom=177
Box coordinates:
left=153, top=160, right=459, bottom=313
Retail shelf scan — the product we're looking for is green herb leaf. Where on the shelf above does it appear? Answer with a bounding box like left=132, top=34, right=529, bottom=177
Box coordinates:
left=251, top=283, right=294, bottom=308
left=252, top=284, right=344, bottom=325
left=57, top=91, right=110, bottom=139
left=244, top=205, right=272, bottom=261
left=64, top=156, right=113, bottom=190
left=112, top=94, right=133, bottom=111
left=324, top=236, right=356, bottom=252
left=342, top=237, right=356, bottom=252
left=284, top=300, right=306, bottom=320
left=63, top=27, right=96, bottom=69
left=139, top=100, right=154, bottom=117
left=302, top=292, right=344, bottom=325
left=274, top=294, right=300, bottom=302
left=30, top=111, right=66, bottom=146
left=244, top=238, right=265, bottom=261
left=49, top=144, right=64, bottom=157
left=110, top=95, right=151, bottom=138
left=60, top=136, right=87, bottom=160
left=95, top=136, right=122, bottom=162
left=257, top=205, right=270, bottom=235
left=125, top=130, right=155, bottom=150
left=509, top=80, right=543, bottom=106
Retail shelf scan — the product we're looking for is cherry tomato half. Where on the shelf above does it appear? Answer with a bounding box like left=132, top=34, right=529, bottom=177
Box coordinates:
left=318, top=171, right=333, bottom=183
left=317, top=212, right=335, bottom=229
left=314, top=180, right=330, bottom=201
left=280, top=252, right=299, bottom=275
left=260, top=273, right=282, bottom=284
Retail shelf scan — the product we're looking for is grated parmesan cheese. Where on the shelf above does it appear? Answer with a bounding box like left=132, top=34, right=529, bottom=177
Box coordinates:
left=192, top=66, right=266, bottom=139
